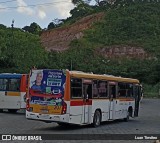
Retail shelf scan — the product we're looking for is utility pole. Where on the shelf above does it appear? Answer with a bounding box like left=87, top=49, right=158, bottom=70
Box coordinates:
left=11, top=19, right=14, bottom=38
left=11, top=20, right=14, bottom=30
left=11, top=19, right=14, bottom=48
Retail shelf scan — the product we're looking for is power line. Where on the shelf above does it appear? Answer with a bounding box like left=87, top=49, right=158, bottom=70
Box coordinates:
left=0, top=0, right=16, bottom=4
left=0, top=1, right=72, bottom=10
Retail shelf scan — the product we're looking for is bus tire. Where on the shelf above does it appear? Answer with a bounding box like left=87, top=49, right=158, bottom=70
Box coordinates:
left=57, top=123, right=69, bottom=126
left=124, top=111, right=129, bottom=122
left=93, top=110, right=101, bottom=127
left=8, top=109, right=18, bottom=113
left=0, top=109, right=3, bottom=113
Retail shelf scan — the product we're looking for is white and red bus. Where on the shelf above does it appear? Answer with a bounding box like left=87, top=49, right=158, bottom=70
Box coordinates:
left=26, top=69, right=141, bottom=127
left=0, top=73, right=28, bottom=113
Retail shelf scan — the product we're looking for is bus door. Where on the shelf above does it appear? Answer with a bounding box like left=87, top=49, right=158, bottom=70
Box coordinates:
left=134, top=85, right=141, bottom=117
left=108, top=82, right=117, bottom=120
left=70, top=78, right=84, bottom=124
left=82, top=79, right=92, bottom=124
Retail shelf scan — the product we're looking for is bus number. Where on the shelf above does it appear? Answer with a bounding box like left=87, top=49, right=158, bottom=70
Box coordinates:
left=53, top=106, right=61, bottom=110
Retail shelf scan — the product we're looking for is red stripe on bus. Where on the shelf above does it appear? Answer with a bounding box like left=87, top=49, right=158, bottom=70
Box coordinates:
left=29, top=89, right=62, bottom=98
left=70, top=100, right=92, bottom=106
left=119, top=99, right=134, bottom=101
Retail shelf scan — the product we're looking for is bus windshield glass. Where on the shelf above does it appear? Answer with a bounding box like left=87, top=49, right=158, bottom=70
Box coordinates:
left=29, top=69, right=66, bottom=106
left=0, top=74, right=21, bottom=92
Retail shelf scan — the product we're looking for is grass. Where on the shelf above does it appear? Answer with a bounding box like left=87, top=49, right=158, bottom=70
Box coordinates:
left=144, top=92, right=160, bottom=98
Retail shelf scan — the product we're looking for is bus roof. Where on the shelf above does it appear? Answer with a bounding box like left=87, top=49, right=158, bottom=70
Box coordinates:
left=69, top=71, right=139, bottom=84
left=0, top=74, right=24, bottom=79
left=30, top=69, right=139, bottom=84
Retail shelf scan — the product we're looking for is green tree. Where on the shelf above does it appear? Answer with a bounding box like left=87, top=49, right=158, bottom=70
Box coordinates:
left=47, top=22, right=56, bottom=30
left=0, top=26, right=47, bottom=73
left=70, top=2, right=94, bottom=18
left=22, top=22, right=42, bottom=35
left=72, top=0, right=92, bottom=5
left=0, top=24, right=6, bottom=29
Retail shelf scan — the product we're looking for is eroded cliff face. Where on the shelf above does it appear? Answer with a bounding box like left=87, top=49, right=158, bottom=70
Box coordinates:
left=40, top=12, right=105, bottom=52
left=96, top=45, right=152, bottom=59
left=40, top=12, right=152, bottom=59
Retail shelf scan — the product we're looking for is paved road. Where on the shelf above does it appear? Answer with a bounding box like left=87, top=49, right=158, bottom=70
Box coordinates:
left=0, top=99, right=160, bottom=143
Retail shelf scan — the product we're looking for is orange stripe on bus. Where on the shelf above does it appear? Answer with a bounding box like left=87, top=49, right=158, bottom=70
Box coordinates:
left=7, top=92, right=20, bottom=96
left=64, top=70, right=70, bottom=101
left=20, top=74, right=27, bottom=92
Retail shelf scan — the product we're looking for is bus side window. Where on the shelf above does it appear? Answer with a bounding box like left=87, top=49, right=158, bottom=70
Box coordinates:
left=98, top=81, right=108, bottom=98
left=71, top=78, right=82, bottom=98
left=83, top=79, right=92, bottom=99
left=83, top=84, right=92, bottom=99
left=126, top=84, right=133, bottom=97
left=118, top=82, right=131, bottom=97
left=118, top=83, right=124, bottom=97
left=87, top=84, right=92, bottom=99
left=110, top=85, right=116, bottom=98
left=93, top=80, right=98, bottom=98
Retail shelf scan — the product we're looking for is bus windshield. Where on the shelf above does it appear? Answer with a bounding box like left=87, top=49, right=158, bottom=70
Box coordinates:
left=29, top=69, right=66, bottom=106
left=0, top=74, right=21, bottom=92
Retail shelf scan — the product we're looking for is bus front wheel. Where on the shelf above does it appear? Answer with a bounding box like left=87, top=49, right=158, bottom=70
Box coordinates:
left=93, top=110, right=101, bottom=127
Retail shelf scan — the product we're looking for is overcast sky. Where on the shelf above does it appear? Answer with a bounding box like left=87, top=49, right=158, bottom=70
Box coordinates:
left=0, top=0, right=75, bottom=28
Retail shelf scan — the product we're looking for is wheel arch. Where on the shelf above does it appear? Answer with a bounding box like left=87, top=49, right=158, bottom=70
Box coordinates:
left=94, top=108, right=102, bottom=121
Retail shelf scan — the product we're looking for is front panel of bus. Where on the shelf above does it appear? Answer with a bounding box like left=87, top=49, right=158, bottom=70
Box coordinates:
left=0, top=74, right=26, bottom=110
left=26, top=69, right=68, bottom=122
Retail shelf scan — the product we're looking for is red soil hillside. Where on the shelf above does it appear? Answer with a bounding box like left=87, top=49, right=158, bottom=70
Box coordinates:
left=40, top=12, right=152, bottom=60
left=96, top=45, right=153, bottom=59
left=40, top=12, right=105, bottom=52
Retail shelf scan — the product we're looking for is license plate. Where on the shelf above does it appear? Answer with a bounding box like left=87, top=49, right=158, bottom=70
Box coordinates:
left=40, top=109, right=48, bottom=114
left=41, top=114, right=49, bottom=119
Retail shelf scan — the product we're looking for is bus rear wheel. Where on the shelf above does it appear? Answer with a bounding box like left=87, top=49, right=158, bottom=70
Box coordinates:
left=93, top=110, right=101, bottom=127
left=8, top=109, right=18, bottom=113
